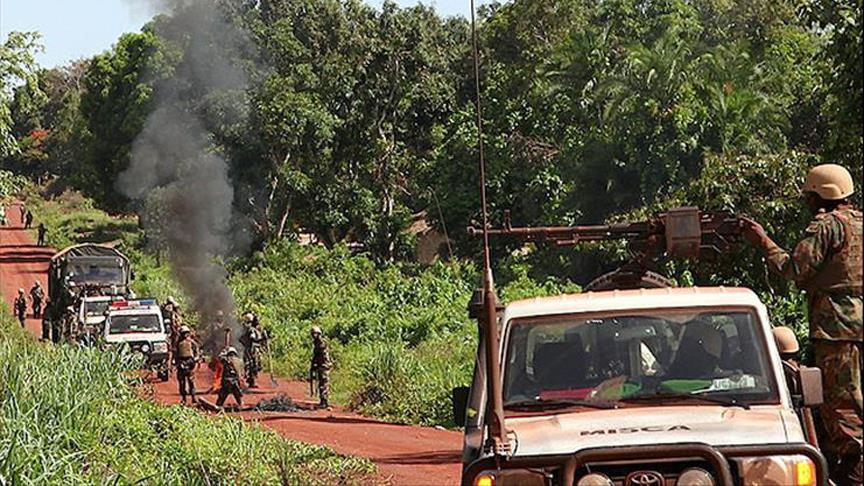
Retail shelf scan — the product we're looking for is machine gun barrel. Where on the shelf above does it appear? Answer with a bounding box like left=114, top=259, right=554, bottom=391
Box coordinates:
left=468, top=207, right=742, bottom=260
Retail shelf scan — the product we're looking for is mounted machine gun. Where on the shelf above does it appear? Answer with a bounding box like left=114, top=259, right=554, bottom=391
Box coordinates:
left=468, top=206, right=744, bottom=290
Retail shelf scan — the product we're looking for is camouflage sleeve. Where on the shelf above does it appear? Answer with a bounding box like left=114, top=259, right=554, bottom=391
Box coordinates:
left=763, top=217, right=840, bottom=285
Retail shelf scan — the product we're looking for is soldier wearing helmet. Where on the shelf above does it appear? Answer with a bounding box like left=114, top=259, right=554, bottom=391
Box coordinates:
left=741, top=164, right=862, bottom=484
left=239, top=311, right=269, bottom=388
left=29, top=281, right=44, bottom=318
left=310, top=325, right=332, bottom=409
left=175, top=325, right=199, bottom=405
left=216, top=346, right=244, bottom=409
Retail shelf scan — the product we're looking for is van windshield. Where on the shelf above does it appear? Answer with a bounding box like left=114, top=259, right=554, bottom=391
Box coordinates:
left=503, top=309, right=778, bottom=408
left=108, top=314, right=162, bottom=334
left=84, top=301, right=111, bottom=317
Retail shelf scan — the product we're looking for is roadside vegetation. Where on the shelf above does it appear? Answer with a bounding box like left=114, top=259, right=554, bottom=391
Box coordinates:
left=3, top=0, right=861, bottom=430
left=0, top=312, right=374, bottom=485
left=24, top=188, right=577, bottom=427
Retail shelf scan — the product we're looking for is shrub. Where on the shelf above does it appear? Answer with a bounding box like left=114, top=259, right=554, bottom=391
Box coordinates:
left=0, top=315, right=374, bottom=484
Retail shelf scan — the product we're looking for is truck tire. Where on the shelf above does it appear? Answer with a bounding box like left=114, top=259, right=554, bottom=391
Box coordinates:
left=585, top=268, right=674, bottom=291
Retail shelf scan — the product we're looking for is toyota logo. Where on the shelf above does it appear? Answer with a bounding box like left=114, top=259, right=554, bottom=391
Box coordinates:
left=626, top=470, right=665, bottom=486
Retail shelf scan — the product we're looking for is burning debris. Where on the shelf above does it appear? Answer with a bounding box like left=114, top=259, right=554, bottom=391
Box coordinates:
left=252, top=394, right=303, bottom=413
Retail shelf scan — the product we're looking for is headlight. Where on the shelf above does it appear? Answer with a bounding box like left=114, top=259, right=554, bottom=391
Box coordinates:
left=140, top=343, right=150, bottom=353
left=473, top=469, right=547, bottom=486
left=576, top=472, right=613, bottom=486
left=678, top=467, right=715, bottom=485
left=153, top=341, right=168, bottom=353
left=735, top=455, right=816, bottom=486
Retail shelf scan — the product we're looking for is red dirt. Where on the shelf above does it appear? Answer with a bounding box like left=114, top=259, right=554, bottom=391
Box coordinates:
left=0, top=204, right=463, bottom=485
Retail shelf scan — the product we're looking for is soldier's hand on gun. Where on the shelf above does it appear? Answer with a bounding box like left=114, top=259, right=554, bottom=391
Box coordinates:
left=738, top=217, right=768, bottom=247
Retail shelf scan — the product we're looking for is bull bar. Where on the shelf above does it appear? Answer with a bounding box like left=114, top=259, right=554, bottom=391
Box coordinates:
left=462, top=442, right=828, bottom=486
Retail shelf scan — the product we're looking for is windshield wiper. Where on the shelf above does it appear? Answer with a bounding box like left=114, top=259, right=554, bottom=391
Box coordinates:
left=620, top=392, right=750, bottom=410
left=504, top=398, right=618, bottom=410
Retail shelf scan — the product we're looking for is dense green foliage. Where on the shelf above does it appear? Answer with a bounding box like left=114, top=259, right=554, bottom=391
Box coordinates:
left=28, top=189, right=579, bottom=426
left=0, top=314, right=374, bottom=484
left=3, top=0, right=862, bottom=428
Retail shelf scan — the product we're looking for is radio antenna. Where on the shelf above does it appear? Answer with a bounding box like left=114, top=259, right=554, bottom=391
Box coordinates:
left=469, top=0, right=508, bottom=457
left=470, top=0, right=492, bottom=278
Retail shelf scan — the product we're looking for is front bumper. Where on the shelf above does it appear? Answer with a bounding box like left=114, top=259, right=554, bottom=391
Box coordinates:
left=462, top=442, right=827, bottom=486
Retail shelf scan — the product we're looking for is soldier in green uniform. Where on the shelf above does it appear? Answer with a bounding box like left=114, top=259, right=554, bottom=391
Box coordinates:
left=741, top=164, right=862, bottom=485
left=310, top=325, right=332, bottom=409
left=240, top=312, right=267, bottom=388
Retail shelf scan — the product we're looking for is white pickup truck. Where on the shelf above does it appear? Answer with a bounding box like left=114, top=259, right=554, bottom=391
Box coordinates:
left=458, top=287, right=827, bottom=486
left=104, top=299, right=171, bottom=381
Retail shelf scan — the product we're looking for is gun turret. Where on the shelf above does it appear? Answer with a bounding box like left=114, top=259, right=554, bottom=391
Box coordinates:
left=468, top=206, right=742, bottom=263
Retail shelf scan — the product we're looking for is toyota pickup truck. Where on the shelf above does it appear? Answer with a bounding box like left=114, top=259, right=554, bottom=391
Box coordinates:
left=104, top=299, right=170, bottom=381
left=456, top=287, right=828, bottom=486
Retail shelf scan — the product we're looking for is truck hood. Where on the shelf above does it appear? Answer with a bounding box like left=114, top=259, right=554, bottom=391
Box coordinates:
left=105, top=332, right=167, bottom=344
left=506, top=405, right=795, bottom=457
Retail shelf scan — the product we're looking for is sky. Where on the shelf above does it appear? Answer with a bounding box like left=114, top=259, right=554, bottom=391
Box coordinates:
left=1, top=0, right=474, bottom=69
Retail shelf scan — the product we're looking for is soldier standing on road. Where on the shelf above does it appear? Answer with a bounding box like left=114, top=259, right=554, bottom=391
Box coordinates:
left=215, top=346, right=244, bottom=410
left=41, top=299, right=52, bottom=341
left=240, top=312, right=267, bottom=388
left=18, top=203, right=26, bottom=225
left=741, top=164, right=862, bottom=485
left=29, top=281, right=44, bottom=318
left=13, top=288, right=27, bottom=327
left=175, top=325, right=199, bottom=405
left=37, top=223, right=47, bottom=246
left=310, top=325, right=332, bottom=409
left=24, top=210, right=33, bottom=229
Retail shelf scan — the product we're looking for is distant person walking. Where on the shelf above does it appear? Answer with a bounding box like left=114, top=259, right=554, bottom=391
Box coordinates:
left=0, top=204, right=7, bottom=226
left=13, top=289, right=27, bottom=327
left=37, top=223, right=47, bottom=246
left=18, top=203, right=26, bottom=225
left=24, top=210, right=33, bottom=229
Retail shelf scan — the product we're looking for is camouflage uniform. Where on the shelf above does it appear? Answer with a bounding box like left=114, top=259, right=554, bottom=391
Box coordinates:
left=763, top=207, right=862, bottom=481
left=240, top=323, right=266, bottom=387
left=216, top=351, right=244, bottom=408
left=175, top=334, right=199, bottom=403
left=311, top=334, right=332, bottom=407
left=13, top=295, right=27, bottom=326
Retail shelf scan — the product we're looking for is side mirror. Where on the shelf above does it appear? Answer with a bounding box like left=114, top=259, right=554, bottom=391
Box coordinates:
left=799, top=366, right=824, bottom=407
left=452, top=386, right=470, bottom=427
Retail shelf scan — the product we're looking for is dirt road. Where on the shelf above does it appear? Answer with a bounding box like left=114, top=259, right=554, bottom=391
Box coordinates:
left=0, top=205, right=463, bottom=485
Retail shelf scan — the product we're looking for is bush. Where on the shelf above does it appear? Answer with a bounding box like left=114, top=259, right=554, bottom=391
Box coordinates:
left=0, top=315, right=374, bottom=484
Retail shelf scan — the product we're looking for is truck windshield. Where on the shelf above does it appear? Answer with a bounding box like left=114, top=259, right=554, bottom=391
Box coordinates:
left=503, top=309, right=778, bottom=408
left=67, top=264, right=124, bottom=285
left=108, top=314, right=162, bottom=334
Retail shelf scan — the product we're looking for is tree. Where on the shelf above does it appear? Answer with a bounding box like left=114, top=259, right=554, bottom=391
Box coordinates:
left=1, top=32, right=43, bottom=160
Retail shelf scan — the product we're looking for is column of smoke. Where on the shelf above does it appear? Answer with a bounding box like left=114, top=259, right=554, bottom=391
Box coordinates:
left=118, top=0, right=251, bottom=353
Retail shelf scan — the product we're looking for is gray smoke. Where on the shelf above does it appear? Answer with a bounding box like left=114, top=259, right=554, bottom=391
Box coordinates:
left=117, top=0, right=252, bottom=351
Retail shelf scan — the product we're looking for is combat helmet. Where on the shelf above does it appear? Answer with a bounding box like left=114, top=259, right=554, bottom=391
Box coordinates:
left=772, top=327, right=800, bottom=355
left=804, top=164, right=854, bottom=200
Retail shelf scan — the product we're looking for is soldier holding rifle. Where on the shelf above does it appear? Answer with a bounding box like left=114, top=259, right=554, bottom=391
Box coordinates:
left=309, top=325, right=331, bottom=409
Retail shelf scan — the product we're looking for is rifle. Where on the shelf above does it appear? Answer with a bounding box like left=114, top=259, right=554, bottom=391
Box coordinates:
left=309, top=367, right=318, bottom=397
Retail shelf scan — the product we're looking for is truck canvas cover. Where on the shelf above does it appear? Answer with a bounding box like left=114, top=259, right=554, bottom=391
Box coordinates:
left=49, top=244, right=130, bottom=301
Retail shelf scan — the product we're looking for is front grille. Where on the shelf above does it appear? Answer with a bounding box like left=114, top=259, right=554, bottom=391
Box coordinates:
left=573, top=459, right=716, bottom=485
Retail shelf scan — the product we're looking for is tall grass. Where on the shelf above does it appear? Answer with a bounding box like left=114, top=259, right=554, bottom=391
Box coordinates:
left=0, top=316, right=374, bottom=484
left=25, top=189, right=581, bottom=428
